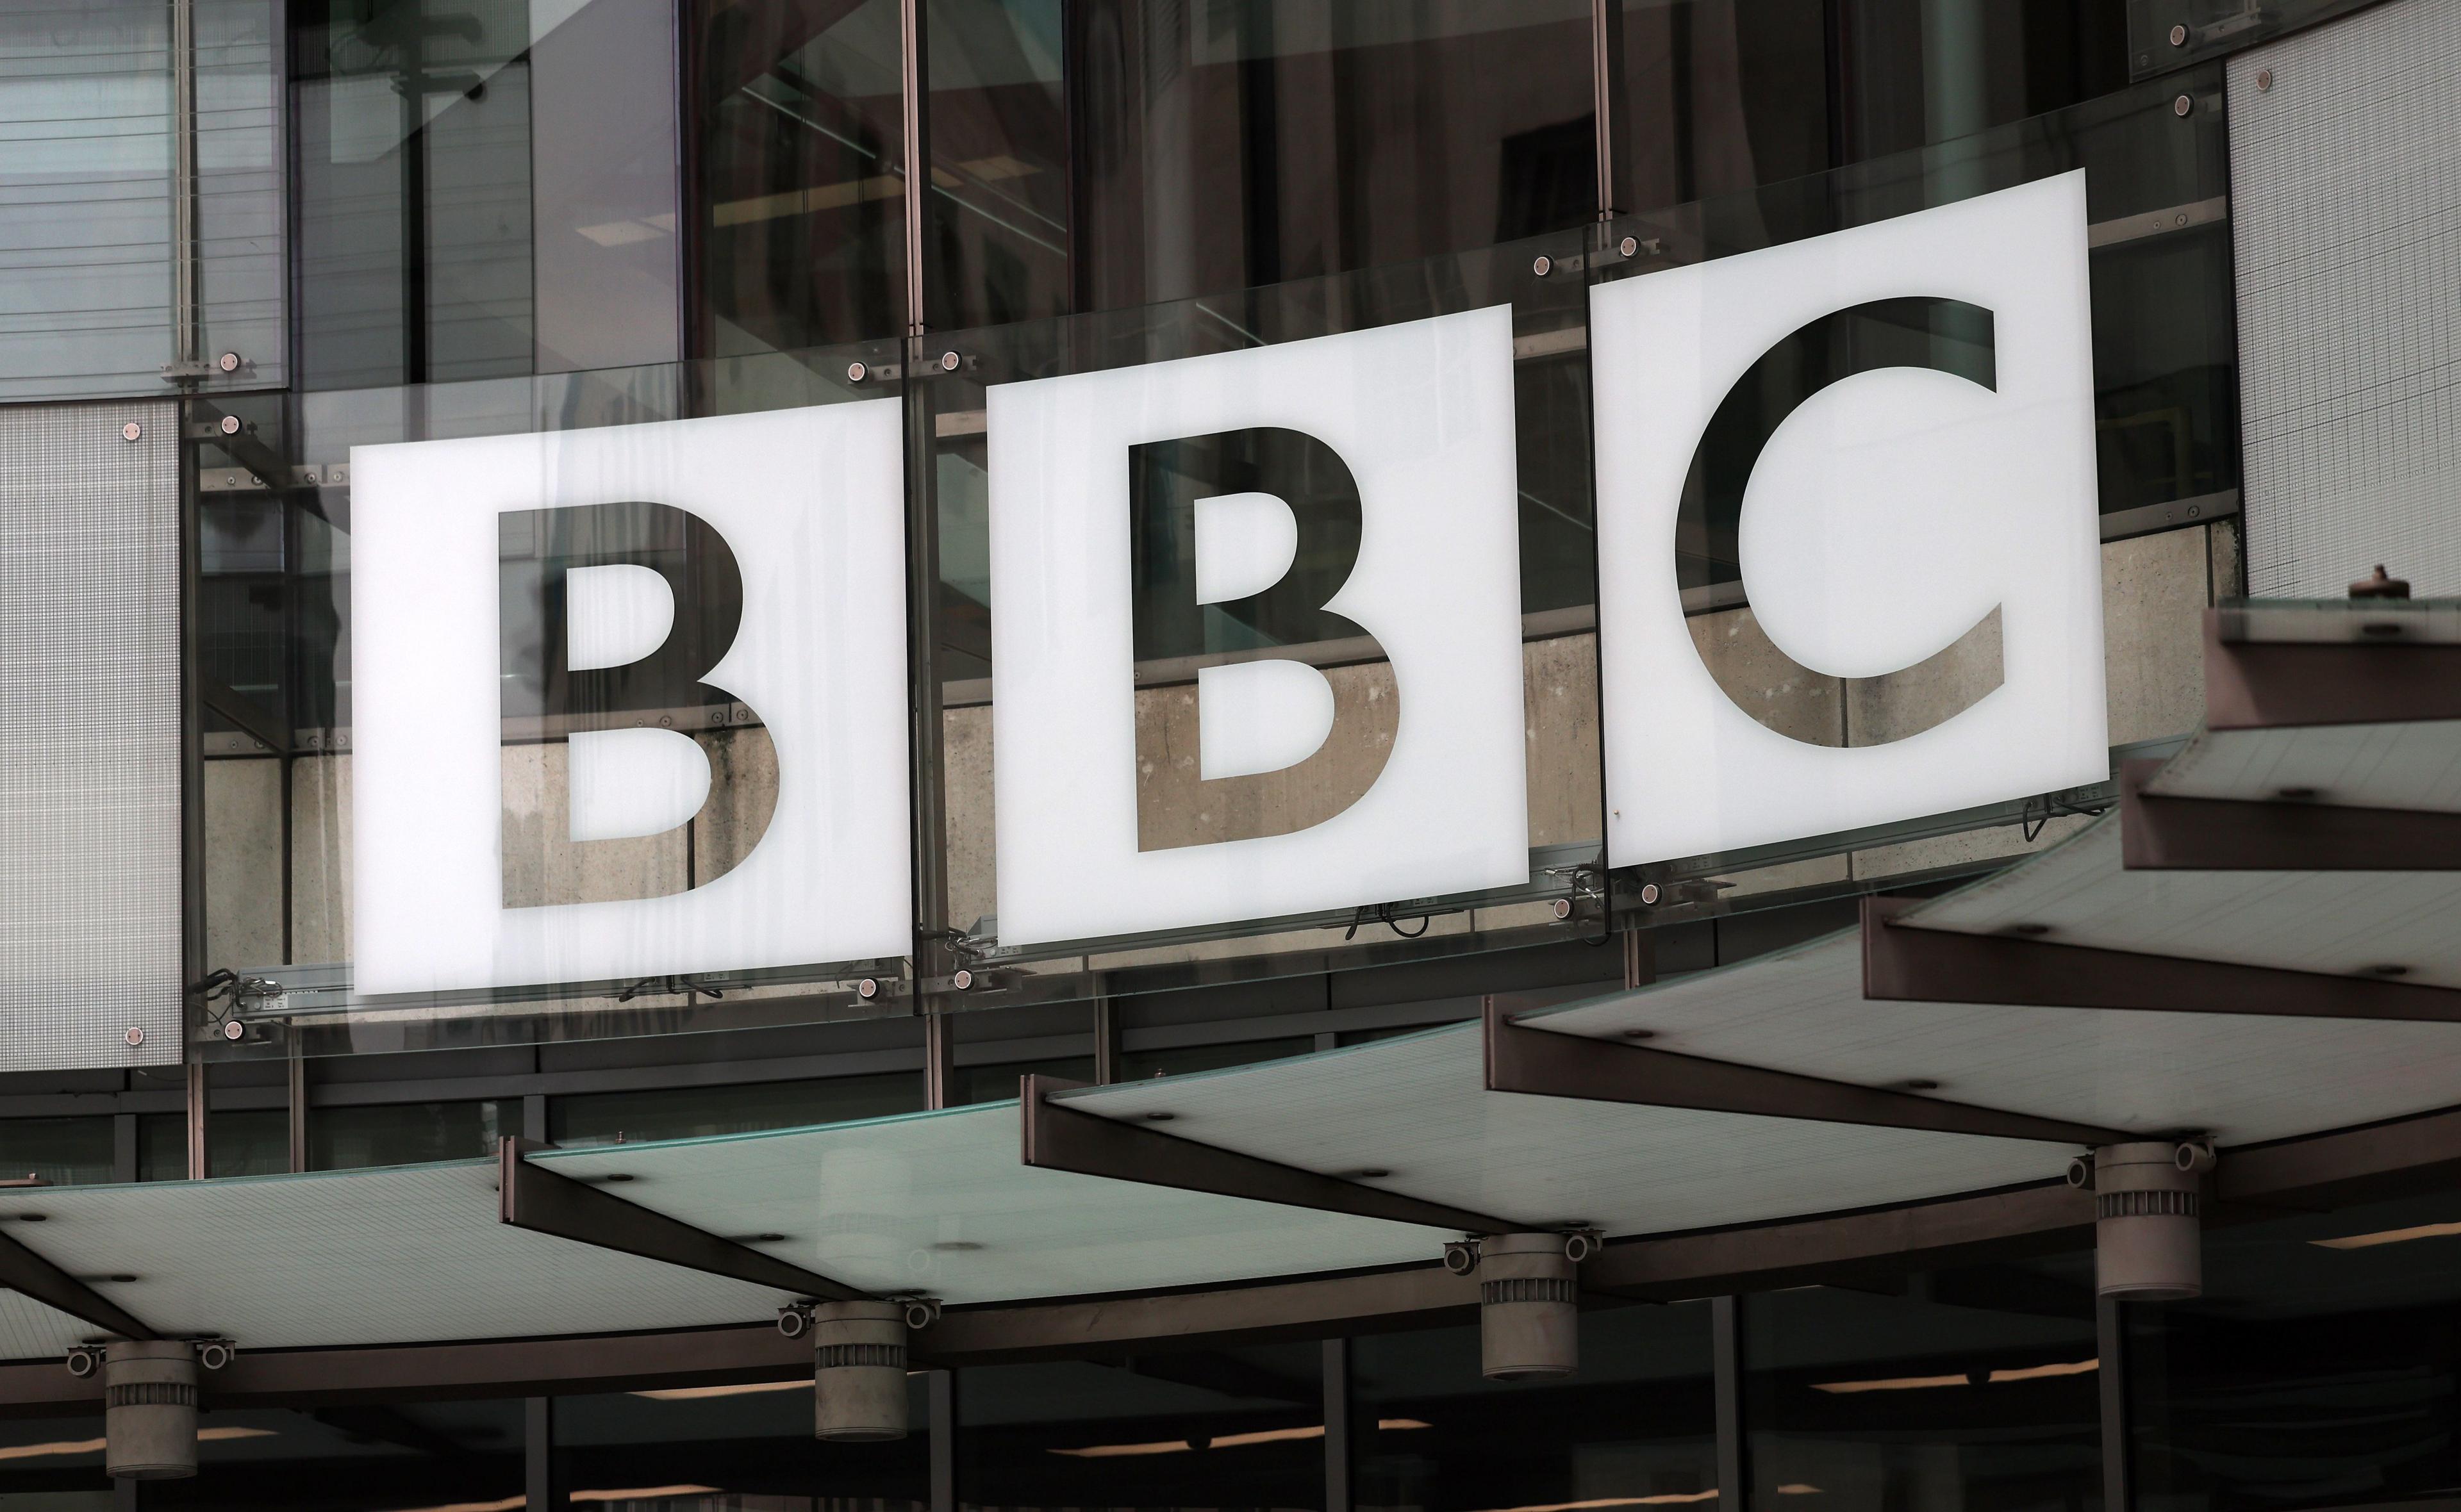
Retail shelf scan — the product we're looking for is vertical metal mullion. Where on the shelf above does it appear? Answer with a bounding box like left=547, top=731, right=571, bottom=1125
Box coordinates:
left=170, top=0, right=200, bottom=368
left=526, top=1395, right=563, bottom=1512
left=184, top=1062, right=208, bottom=1181
left=1322, top=1337, right=1354, bottom=1512
left=924, top=1012, right=956, bottom=1110
left=112, top=1113, right=138, bottom=1185
left=899, top=0, right=931, bottom=336
left=1589, top=0, right=1625, bottom=220
left=286, top=1045, right=307, bottom=1172
left=1713, top=1296, right=1748, bottom=1512
left=1094, top=997, right=1120, bottom=1085
left=929, top=1368, right=957, bottom=1512
left=2098, top=1295, right=2133, bottom=1512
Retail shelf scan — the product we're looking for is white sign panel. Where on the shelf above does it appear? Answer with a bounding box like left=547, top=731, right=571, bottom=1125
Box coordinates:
left=351, top=403, right=912, bottom=994
left=987, top=306, right=1530, bottom=945
left=1593, top=172, right=2108, bottom=864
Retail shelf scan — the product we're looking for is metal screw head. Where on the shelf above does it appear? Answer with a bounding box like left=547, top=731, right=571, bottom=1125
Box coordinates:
left=2256, top=68, right=2274, bottom=91
left=951, top=967, right=974, bottom=990
left=1530, top=254, right=1553, bottom=277
left=2173, top=94, right=2194, bottom=117
left=1619, top=235, right=1639, bottom=258
left=122, top=1027, right=143, bottom=1048
left=1550, top=898, right=1574, bottom=920
left=120, top=421, right=142, bottom=443
left=847, top=361, right=868, bottom=383
left=1637, top=882, right=1662, bottom=905
left=219, top=414, right=240, bottom=436
left=857, top=977, right=879, bottom=999
left=2168, top=22, right=2187, bottom=45
left=216, top=352, right=241, bottom=374
left=939, top=350, right=961, bottom=372
left=220, top=1019, right=244, bottom=1042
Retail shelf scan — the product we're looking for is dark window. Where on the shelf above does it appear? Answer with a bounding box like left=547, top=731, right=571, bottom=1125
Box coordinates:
left=956, top=1056, right=1095, bottom=1106
left=151, top=1401, right=524, bottom=1509
left=556, top=1383, right=927, bottom=1507
left=0, top=1117, right=112, bottom=1187
left=1354, top=1304, right=1718, bottom=1508
left=309, top=1099, right=506, bottom=1171
left=551, top=1072, right=924, bottom=1146
left=959, top=1344, right=1325, bottom=1509
left=1118, top=1036, right=1313, bottom=1082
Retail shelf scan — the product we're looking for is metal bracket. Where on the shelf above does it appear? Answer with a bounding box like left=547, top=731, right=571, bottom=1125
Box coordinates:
left=1020, top=1076, right=1514, bottom=1235
left=496, top=1138, right=866, bottom=1301
left=1863, top=895, right=2461, bottom=1023
left=1483, top=996, right=2125, bottom=1146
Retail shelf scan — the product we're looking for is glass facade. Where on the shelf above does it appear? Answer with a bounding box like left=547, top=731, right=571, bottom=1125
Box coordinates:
left=0, top=0, right=2442, bottom=1508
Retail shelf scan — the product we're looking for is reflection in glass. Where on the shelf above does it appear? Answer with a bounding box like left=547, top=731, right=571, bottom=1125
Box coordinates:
left=309, top=1098, right=504, bottom=1169
left=1354, top=1307, right=1716, bottom=1509
left=551, top=1072, right=924, bottom=1145
left=151, top=1402, right=524, bottom=1509
left=1742, top=1272, right=2099, bottom=1512
left=556, top=1383, right=928, bottom=1507
left=2131, top=1189, right=2461, bottom=1512
left=959, top=1345, right=1323, bottom=1509
left=0, top=1117, right=113, bottom=1187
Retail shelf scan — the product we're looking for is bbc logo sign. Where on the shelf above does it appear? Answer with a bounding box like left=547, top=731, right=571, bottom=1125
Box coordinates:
left=352, top=175, right=2105, bottom=996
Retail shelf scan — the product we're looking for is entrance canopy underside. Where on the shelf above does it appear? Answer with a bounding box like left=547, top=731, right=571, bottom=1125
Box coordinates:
left=1, top=602, right=2455, bottom=1380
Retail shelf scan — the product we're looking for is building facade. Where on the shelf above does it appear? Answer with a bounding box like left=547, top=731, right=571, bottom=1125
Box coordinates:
left=3, top=0, right=2461, bottom=1506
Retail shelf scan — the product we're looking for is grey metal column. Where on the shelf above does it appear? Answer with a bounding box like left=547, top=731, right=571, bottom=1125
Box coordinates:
left=2098, top=1295, right=2133, bottom=1512
left=1095, top=998, right=1121, bottom=1085
left=1588, top=0, right=1625, bottom=220
left=924, top=1014, right=956, bottom=1111
left=169, top=0, right=199, bottom=369
left=929, top=1368, right=957, bottom=1512
left=1322, top=1338, right=1354, bottom=1512
left=1712, top=1297, right=1748, bottom=1512
left=286, top=1049, right=308, bottom=1172
left=526, top=1396, right=563, bottom=1512
left=898, top=0, right=931, bottom=338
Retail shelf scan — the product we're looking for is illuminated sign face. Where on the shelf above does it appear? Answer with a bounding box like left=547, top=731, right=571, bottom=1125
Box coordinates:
left=1590, top=172, right=2108, bottom=864
left=350, top=404, right=911, bottom=995
left=985, top=308, right=1532, bottom=946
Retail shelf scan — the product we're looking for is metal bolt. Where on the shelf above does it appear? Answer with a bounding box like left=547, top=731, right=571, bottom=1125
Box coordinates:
left=2256, top=68, right=2274, bottom=91
left=216, top=352, right=241, bottom=374
left=120, top=421, right=142, bottom=442
left=939, top=350, right=960, bottom=372
left=1637, top=882, right=1662, bottom=905
left=2173, top=94, right=2193, bottom=117
left=1550, top=898, right=1574, bottom=920
left=122, top=1027, right=143, bottom=1048
left=1618, top=235, right=1638, bottom=258
left=847, top=361, right=868, bottom=383
left=952, top=967, right=974, bottom=990
left=219, top=414, right=240, bottom=436
left=220, top=1019, right=244, bottom=1042
left=2168, top=22, right=2187, bottom=45
left=1530, top=254, right=1553, bottom=277
left=857, top=978, right=879, bottom=999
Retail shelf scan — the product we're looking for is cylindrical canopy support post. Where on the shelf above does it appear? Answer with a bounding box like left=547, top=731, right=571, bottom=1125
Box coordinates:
left=813, top=1301, right=909, bottom=1441
left=104, top=1340, right=198, bottom=1479
left=2075, top=1140, right=2212, bottom=1300
left=1453, top=1232, right=1589, bottom=1381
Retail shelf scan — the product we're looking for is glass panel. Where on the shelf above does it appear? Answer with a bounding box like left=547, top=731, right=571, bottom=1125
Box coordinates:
left=1742, top=1270, right=2100, bottom=1512
left=138, top=1109, right=290, bottom=1179
left=1118, top=1035, right=1313, bottom=1081
left=956, top=0, right=1603, bottom=325
left=151, top=1401, right=526, bottom=1509
left=1352, top=1304, right=1718, bottom=1508
left=0, top=1412, right=110, bottom=1504
left=0, top=0, right=172, bottom=400
left=556, top=1382, right=929, bottom=1508
left=689, top=0, right=907, bottom=352
left=957, top=1344, right=1324, bottom=1509
left=551, top=1072, right=924, bottom=1145
left=2126, top=0, right=2373, bottom=79
left=0, top=1117, right=113, bottom=1187
left=956, top=1055, right=1093, bottom=1106
left=308, top=1098, right=506, bottom=1169
left=925, top=224, right=1603, bottom=996
left=2130, top=1187, right=2461, bottom=1512
left=192, top=337, right=910, bottom=1057
left=197, top=0, right=287, bottom=388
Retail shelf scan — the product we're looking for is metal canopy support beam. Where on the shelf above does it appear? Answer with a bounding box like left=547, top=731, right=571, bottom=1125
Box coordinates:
left=496, top=1138, right=864, bottom=1301
left=2207, top=616, right=2461, bottom=729
left=0, top=1226, right=154, bottom=1341
left=2119, top=759, right=2461, bottom=870
left=1861, top=896, right=2461, bottom=1022
left=1020, top=1076, right=1514, bottom=1235
left=1484, top=997, right=2124, bottom=1146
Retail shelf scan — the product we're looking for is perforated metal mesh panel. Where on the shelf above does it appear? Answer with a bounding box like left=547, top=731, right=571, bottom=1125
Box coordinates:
left=0, top=400, right=182, bottom=1069
left=2232, top=0, right=2461, bottom=596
